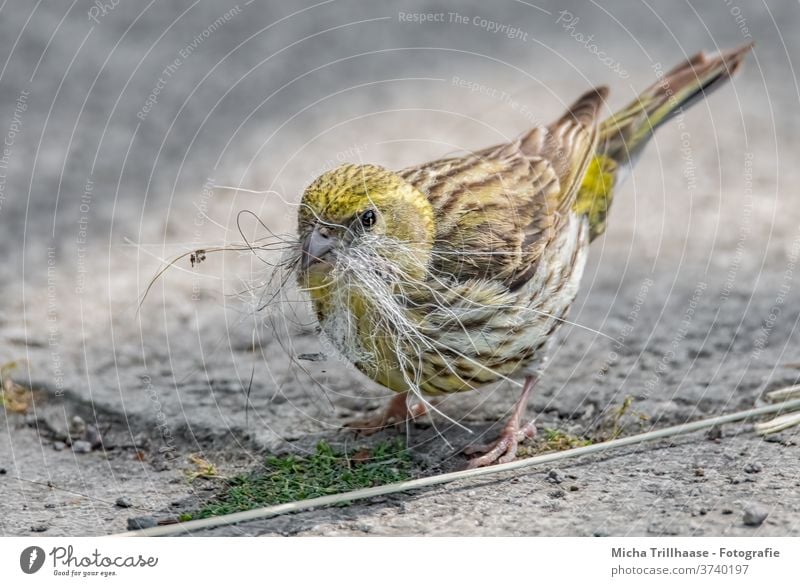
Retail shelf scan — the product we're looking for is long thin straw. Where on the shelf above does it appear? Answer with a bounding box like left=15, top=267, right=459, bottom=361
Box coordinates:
left=116, top=397, right=800, bottom=537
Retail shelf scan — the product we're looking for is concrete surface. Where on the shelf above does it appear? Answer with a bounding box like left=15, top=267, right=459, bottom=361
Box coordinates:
left=1, top=0, right=799, bottom=536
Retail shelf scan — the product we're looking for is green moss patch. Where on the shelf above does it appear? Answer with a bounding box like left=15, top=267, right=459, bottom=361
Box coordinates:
left=186, top=439, right=412, bottom=520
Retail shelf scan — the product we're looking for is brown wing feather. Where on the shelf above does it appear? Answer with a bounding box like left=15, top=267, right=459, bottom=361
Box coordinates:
left=399, top=86, right=607, bottom=288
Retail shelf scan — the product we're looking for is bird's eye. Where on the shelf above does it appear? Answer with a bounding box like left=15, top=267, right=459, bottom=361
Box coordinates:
left=360, top=209, right=377, bottom=230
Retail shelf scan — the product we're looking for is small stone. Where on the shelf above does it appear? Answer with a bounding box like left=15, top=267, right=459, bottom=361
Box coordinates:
left=743, top=503, right=768, bottom=527
left=548, top=489, right=566, bottom=499
left=721, top=508, right=734, bottom=515
left=85, top=425, right=103, bottom=449
left=547, top=469, right=562, bottom=484
left=0, top=467, right=6, bottom=475
left=115, top=497, right=133, bottom=508
left=694, top=467, right=705, bottom=477
left=568, top=485, right=580, bottom=492
left=69, top=415, right=86, bottom=437
left=72, top=440, right=92, bottom=454
left=53, top=441, right=66, bottom=451
left=151, top=460, right=170, bottom=472
left=593, top=530, right=609, bottom=537
left=744, top=462, right=763, bottom=474
left=30, top=524, right=49, bottom=533
left=648, top=523, right=680, bottom=536
left=706, top=426, right=723, bottom=441
left=127, top=516, right=157, bottom=530
left=133, top=432, right=151, bottom=449
left=297, top=353, right=326, bottom=362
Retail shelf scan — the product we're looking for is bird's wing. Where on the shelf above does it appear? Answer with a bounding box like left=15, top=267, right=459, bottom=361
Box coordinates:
left=399, top=87, right=607, bottom=288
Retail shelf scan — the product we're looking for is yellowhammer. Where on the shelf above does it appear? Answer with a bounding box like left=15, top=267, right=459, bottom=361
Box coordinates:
left=295, top=44, right=752, bottom=468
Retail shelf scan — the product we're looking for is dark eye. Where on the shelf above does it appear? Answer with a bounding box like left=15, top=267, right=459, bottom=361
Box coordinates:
left=360, top=209, right=377, bottom=230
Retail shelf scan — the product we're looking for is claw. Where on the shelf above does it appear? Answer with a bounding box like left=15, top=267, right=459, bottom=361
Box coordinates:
left=464, top=421, right=537, bottom=468
left=464, top=376, right=537, bottom=468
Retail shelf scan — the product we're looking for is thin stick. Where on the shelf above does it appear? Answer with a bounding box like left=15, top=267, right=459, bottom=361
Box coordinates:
left=114, top=397, right=800, bottom=537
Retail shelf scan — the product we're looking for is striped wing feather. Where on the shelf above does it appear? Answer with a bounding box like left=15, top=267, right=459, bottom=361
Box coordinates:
left=399, top=87, right=607, bottom=289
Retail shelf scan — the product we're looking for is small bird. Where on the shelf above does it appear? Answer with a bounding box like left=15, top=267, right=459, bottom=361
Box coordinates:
left=295, top=44, right=752, bottom=468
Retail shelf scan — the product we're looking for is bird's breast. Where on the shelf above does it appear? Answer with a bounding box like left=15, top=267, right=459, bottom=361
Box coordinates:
left=309, top=214, right=590, bottom=397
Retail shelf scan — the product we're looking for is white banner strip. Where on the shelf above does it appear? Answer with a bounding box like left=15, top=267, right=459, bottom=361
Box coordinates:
left=1, top=537, right=796, bottom=585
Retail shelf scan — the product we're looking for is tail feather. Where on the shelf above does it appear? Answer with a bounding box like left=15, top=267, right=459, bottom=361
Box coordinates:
left=601, top=42, right=753, bottom=165
left=574, top=43, right=753, bottom=241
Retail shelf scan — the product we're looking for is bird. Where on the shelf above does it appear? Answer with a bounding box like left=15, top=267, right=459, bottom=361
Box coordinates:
left=294, top=43, right=753, bottom=468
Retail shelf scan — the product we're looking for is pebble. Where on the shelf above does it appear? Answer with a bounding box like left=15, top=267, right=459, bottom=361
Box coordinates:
left=151, top=460, right=170, bottom=472
left=743, top=503, right=768, bottom=527
left=69, top=415, right=86, bottom=437
left=742, top=503, right=769, bottom=527
left=53, top=441, right=66, bottom=451
left=72, top=440, right=92, bottom=454
left=0, top=467, right=6, bottom=475
left=547, top=469, right=562, bottom=484
left=44, top=503, right=56, bottom=509
left=647, top=523, right=680, bottom=536
left=115, top=497, right=133, bottom=508
left=721, top=508, right=734, bottom=515
left=127, top=516, right=158, bottom=530
left=133, top=432, right=151, bottom=449
left=85, top=425, right=103, bottom=449
left=694, top=467, right=705, bottom=477
left=30, top=524, right=49, bottom=533
left=744, top=462, right=763, bottom=474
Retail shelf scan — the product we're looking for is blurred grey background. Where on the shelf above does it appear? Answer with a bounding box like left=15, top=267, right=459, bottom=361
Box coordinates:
left=1, top=0, right=799, bottom=536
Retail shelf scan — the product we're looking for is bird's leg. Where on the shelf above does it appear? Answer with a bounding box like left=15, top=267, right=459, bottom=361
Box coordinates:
left=463, top=376, right=537, bottom=468
left=345, top=392, right=427, bottom=436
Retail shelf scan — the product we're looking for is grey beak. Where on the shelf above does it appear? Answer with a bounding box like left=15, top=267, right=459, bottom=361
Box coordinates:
left=301, top=225, right=335, bottom=271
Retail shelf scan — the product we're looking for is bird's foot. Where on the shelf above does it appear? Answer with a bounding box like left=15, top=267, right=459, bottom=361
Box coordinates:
left=344, top=393, right=427, bottom=436
left=463, top=419, right=537, bottom=469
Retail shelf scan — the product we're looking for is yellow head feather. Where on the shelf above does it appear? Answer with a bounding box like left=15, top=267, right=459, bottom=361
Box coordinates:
left=300, top=164, right=433, bottom=237
left=298, top=163, right=435, bottom=281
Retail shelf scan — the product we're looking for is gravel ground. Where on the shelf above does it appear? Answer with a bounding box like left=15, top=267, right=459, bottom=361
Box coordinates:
left=1, top=0, right=799, bottom=536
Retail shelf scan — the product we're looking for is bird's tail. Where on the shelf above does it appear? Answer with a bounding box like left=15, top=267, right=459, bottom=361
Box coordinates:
left=575, top=43, right=753, bottom=241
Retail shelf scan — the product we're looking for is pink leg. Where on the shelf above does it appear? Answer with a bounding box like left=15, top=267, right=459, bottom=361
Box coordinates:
left=464, top=376, right=537, bottom=468
left=345, top=392, right=427, bottom=436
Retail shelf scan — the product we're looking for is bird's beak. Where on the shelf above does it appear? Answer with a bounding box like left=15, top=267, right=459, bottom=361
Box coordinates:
left=301, top=225, right=336, bottom=272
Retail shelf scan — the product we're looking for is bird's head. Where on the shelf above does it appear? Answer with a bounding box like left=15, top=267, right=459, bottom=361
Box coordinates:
left=296, top=163, right=435, bottom=289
